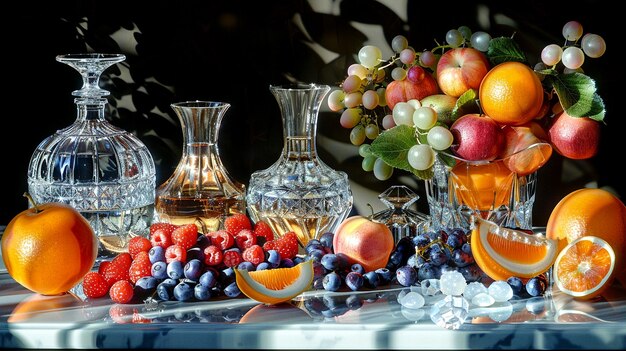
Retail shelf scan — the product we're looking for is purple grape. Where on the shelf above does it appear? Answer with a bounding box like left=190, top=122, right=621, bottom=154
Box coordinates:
left=452, top=249, right=474, bottom=267
left=507, top=276, right=524, bottom=295
left=363, top=271, right=379, bottom=288
left=321, top=253, right=340, bottom=271
left=307, top=249, right=325, bottom=262
left=525, top=277, right=546, bottom=297
left=412, top=234, right=431, bottom=248
left=395, top=265, right=417, bottom=286
left=319, top=232, right=334, bottom=250
left=351, top=263, right=365, bottom=275
left=375, top=268, right=392, bottom=285
left=345, top=272, right=364, bottom=291
left=417, top=262, right=439, bottom=281
left=429, top=250, right=448, bottom=266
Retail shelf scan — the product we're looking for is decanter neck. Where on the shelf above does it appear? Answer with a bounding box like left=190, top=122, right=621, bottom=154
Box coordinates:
left=171, top=101, right=230, bottom=156
left=75, top=98, right=107, bottom=121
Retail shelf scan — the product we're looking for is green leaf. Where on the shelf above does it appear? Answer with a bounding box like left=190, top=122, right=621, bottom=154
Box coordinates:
left=369, top=125, right=433, bottom=180
left=486, top=37, right=526, bottom=66
left=546, top=72, right=604, bottom=121
left=451, top=89, right=480, bottom=120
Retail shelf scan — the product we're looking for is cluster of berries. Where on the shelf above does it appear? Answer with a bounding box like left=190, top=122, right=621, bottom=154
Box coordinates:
left=81, top=213, right=300, bottom=304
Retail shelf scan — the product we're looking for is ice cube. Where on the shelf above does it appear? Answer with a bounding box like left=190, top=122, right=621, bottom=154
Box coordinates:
left=420, top=279, right=441, bottom=296
left=488, top=281, right=513, bottom=302
left=471, top=292, right=495, bottom=307
left=400, top=291, right=425, bottom=309
left=440, top=271, right=467, bottom=296
left=463, top=281, right=488, bottom=301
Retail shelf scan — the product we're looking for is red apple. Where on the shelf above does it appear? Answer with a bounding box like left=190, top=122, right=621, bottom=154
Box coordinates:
left=436, top=48, right=490, bottom=98
left=500, top=122, right=552, bottom=175
left=547, top=110, right=600, bottom=159
left=385, top=68, right=439, bottom=110
left=333, top=215, right=394, bottom=272
left=450, top=114, right=504, bottom=161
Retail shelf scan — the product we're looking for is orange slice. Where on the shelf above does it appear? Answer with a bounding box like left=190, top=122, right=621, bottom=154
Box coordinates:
left=235, top=260, right=313, bottom=305
left=553, top=236, right=615, bottom=300
left=470, top=216, right=558, bottom=281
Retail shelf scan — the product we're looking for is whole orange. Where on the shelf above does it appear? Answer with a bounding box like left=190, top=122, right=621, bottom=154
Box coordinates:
left=479, top=61, right=544, bottom=126
left=1, top=195, right=97, bottom=295
left=332, top=215, right=394, bottom=272
left=546, top=188, right=626, bottom=281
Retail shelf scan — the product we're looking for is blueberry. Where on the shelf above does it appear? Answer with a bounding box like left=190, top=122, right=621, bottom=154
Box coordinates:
left=184, top=259, right=203, bottom=281
left=452, top=249, right=474, bottom=267
left=313, top=276, right=325, bottom=290
left=346, top=294, right=363, bottom=310
left=321, top=253, right=340, bottom=271
left=307, top=239, right=322, bottom=248
left=363, top=271, right=379, bottom=288
left=304, top=297, right=328, bottom=317
left=322, top=272, right=342, bottom=292
left=173, top=282, right=194, bottom=302
left=167, top=260, right=184, bottom=279
left=199, top=271, right=217, bottom=288
left=194, top=284, right=211, bottom=301
left=266, top=250, right=281, bottom=268
left=319, top=232, right=334, bottom=250
left=293, top=256, right=305, bottom=265
left=525, top=277, right=546, bottom=297
left=305, top=243, right=324, bottom=254
left=375, top=268, right=392, bottom=285
left=396, top=265, right=417, bottom=286
left=134, top=276, right=158, bottom=298
left=220, top=267, right=236, bottom=284
left=307, top=249, right=325, bottom=262
left=312, top=261, right=326, bottom=278
left=224, top=281, right=241, bottom=297
left=429, top=250, right=448, bottom=266
left=335, top=253, right=350, bottom=270
left=156, top=279, right=178, bottom=301
left=151, top=261, right=168, bottom=279
left=256, top=262, right=270, bottom=271
left=149, top=246, right=166, bottom=264
left=280, top=258, right=294, bottom=268
left=507, top=276, right=524, bottom=295
left=351, top=263, right=365, bottom=275
left=412, top=234, right=431, bottom=248
left=196, top=234, right=211, bottom=250
left=461, top=242, right=472, bottom=254
left=186, top=247, right=205, bottom=262
left=238, top=261, right=255, bottom=271
left=345, top=272, right=364, bottom=291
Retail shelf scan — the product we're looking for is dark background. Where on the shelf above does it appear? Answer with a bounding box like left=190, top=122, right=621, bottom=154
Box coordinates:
left=1, top=0, right=621, bottom=226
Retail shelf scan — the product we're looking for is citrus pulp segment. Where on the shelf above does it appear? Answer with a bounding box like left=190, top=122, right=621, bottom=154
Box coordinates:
left=470, top=216, right=558, bottom=281
left=235, top=260, right=313, bottom=305
left=553, top=236, right=615, bottom=300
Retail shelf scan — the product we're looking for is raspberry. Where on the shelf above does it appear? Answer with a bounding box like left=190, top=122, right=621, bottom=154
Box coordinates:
left=164, top=244, right=187, bottom=263
left=203, top=245, right=224, bottom=266
left=242, top=244, right=265, bottom=266
left=128, top=236, right=152, bottom=259
left=149, top=222, right=179, bottom=237
left=171, top=224, right=198, bottom=250
left=207, top=230, right=235, bottom=250
left=109, top=280, right=134, bottom=304
left=224, top=213, right=252, bottom=235
left=82, top=272, right=109, bottom=298
left=235, top=229, right=256, bottom=250
left=129, top=251, right=152, bottom=284
left=223, top=249, right=243, bottom=267
left=150, top=223, right=178, bottom=248
left=253, top=220, right=274, bottom=243
left=102, top=253, right=132, bottom=286
left=263, top=232, right=299, bottom=260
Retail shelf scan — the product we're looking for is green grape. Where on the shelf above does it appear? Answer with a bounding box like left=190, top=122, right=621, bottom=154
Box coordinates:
left=391, top=67, right=407, bottom=81
left=427, top=126, right=453, bottom=150
left=407, top=144, right=435, bottom=171
left=362, top=155, right=376, bottom=172
left=413, top=106, right=437, bottom=130
left=391, top=35, right=408, bottom=53
left=348, top=63, right=369, bottom=79
left=350, top=125, right=366, bottom=145
left=541, top=44, right=563, bottom=66
left=344, top=91, right=363, bottom=108
left=358, top=45, right=382, bottom=69
left=340, top=108, right=362, bottom=128
left=399, top=48, right=416, bottom=65
left=358, top=144, right=372, bottom=157
left=373, top=158, right=393, bottom=180
left=470, top=31, right=491, bottom=52
left=365, top=124, right=379, bottom=139
left=376, top=87, right=387, bottom=107
left=562, top=21, right=583, bottom=41
left=419, top=51, right=436, bottom=67
left=362, top=90, right=379, bottom=110
left=392, top=102, right=415, bottom=126
left=343, top=75, right=363, bottom=93
left=381, top=114, right=395, bottom=129
left=446, top=29, right=464, bottom=48
left=458, top=26, right=472, bottom=40
left=327, top=90, right=345, bottom=112
left=562, top=47, right=585, bottom=69
left=581, top=33, right=606, bottom=58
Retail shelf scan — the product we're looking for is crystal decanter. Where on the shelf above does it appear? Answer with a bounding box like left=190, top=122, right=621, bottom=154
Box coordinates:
left=27, top=53, right=156, bottom=261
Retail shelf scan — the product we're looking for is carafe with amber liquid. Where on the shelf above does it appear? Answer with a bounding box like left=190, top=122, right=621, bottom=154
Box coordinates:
left=154, top=101, right=246, bottom=233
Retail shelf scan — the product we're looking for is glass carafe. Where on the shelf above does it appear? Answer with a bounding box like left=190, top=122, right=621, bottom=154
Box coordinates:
left=154, top=101, right=247, bottom=233
left=27, top=53, right=156, bottom=261
left=246, top=84, right=353, bottom=247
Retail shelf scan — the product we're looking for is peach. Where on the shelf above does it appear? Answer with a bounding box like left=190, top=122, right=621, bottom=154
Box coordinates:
left=333, top=215, right=394, bottom=272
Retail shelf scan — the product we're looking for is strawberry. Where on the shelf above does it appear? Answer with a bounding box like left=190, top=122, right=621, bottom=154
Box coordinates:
left=171, top=224, right=198, bottom=250
left=128, top=236, right=152, bottom=259
left=82, top=272, right=109, bottom=298
left=223, top=213, right=252, bottom=235
left=109, top=280, right=134, bottom=304
left=129, top=251, right=152, bottom=284
left=102, top=253, right=132, bottom=286
left=203, top=245, right=223, bottom=266
left=242, top=244, right=265, bottom=266
left=223, top=249, right=242, bottom=267
left=252, top=220, right=274, bottom=243
left=150, top=223, right=178, bottom=248
left=263, top=232, right=299, bottom=259
left=164, top=244, right=186, bottom=263
left=98, top=261, right=111, bottom=276
left=206, top=230, right=235, bottom=250
left=234, top=229, right=256, bottom=250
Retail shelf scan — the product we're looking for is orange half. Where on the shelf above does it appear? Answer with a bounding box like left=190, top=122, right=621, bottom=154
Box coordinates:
left=553, top=236, right=615, bottom=300
left=235, top=260, right=313, bottom=305
left=470, top=216, right=558, bottom=281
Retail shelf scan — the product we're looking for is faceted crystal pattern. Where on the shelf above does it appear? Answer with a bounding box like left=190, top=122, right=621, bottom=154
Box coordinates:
left=373, top=185, right=430, bottom=243
left=430, top=295, right=469, bottom=330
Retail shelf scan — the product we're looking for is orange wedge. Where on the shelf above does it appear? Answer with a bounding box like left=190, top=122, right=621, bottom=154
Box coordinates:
left=235, top=260, right=313, bottom=305
left=470, top=216, right=558, bottom=281
left=553, top=236, right=615, bottom=300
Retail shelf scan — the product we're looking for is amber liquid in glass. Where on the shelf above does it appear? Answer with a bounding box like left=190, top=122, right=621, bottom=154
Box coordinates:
left=155, top=193, right=244, bottom=233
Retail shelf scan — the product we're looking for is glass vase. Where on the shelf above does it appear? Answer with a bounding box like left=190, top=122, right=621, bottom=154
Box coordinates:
left=27, top=53, right=156, bottom=261
left=424, top=143, right=552, bottom=231
left=154, top=101, right=247, bottom=233
left=372, top=185, right=430, bottom=244
left=246, top=83, right=353, bottom=247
